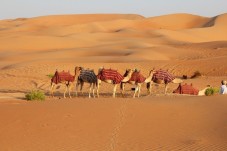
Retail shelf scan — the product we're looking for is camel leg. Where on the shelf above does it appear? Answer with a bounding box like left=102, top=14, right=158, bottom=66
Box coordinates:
left=121, top=83, right=126, bottom=97
left=133, top=85, right=139, bottom=98
left=80, top=81, right=84, bottom=95
left=113, top=84, right=117, bottom=98
left=164, top=83, right=168, bottom=94
left=92, top=83, right=96, bottom=98
left=50, top=83, right=55, bottom=97
left=88, top=83, right=92, bottom=98
left=68, top=83, right=73, bottom=98
left=147, top=82, right=153, bottom=95
left=75, top=82, right=80, bottom=97
left=97, top=80, right=101, bottom=98
left=63, top=84, right=68, bottom=98
left=137, top=83, right=141, bottom=98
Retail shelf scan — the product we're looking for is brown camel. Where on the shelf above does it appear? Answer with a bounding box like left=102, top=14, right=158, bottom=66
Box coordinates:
left=147, top=69, right=183, bottom=94
left=121, top=69, right=153, bottom=98
left=50, top=67, right=82, bottom=98
left=97, top=68, right=133, bottom=98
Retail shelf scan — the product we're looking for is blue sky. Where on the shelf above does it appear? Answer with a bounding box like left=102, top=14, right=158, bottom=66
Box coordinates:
left=0, top=0, right=226, bottom=19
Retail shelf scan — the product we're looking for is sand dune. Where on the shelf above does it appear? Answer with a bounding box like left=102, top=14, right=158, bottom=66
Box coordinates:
left=146, top=13, right=210, bottom=29
left=0, top=13, right=227, bottom=53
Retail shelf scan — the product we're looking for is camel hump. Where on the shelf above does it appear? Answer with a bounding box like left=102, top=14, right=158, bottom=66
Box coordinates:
left=52, top=70, right=75, bottom=84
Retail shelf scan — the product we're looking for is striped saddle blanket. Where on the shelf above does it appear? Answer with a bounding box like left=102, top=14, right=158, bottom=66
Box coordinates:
left=173, top=83, right=199, bottom=95
left=51, top=70, right=75, bottom=84
left=79, top=69, right=97, bottom=83
left=129, top=71, right=146, bottom=83
left=97, top=68, right=124, bottom=84
left=152, top=70, right=175, bottom=84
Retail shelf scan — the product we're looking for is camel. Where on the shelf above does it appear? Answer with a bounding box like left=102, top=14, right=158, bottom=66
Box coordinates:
left=97, top=68, right=133, bottom=98
left=147, top=69, right=183, bottom=95
left=173, top=83, right=211, bottom=96
left=121, top=69, right=153, bottom=98
left=75, top=68, right=97, bottom=98
left=50, top=67, right=82, bottom=98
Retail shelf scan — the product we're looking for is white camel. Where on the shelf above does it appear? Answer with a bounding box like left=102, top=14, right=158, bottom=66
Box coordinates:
left=121, top=69, right=153, bottom=98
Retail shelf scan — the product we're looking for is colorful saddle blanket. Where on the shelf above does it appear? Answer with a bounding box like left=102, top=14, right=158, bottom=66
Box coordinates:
left=152, top=70, right=175, bottom=84
left=51, top=70, right=75, bottom=84
left=97, top=69, right=124, bottom=84
left=79, top=69, right=97, bottom=83
left=173, top=83, right=199, bottom=95
left=129, top=71, right=146, bottom=83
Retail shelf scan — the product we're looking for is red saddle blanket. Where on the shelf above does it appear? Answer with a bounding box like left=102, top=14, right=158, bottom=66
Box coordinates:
left=129, top=72, right=146, bottom=83
left=97, top=69, right=124, bottom=84
left=173, top=83, right=199, bottom=95
left=51, top=71, right=75, bottom=84
left=152, top=70, right=175, bottom=84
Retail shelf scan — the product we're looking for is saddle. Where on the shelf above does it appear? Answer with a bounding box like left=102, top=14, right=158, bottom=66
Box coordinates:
left=129, top=71, right=146, bottom=83
left=97, top=68, right=124, bottom=84
left=152, top=70, right=175, bottom=84
left=79, top=69, right=97, bottom=83
left=173, top=83, right=199, bottom=95
left=51, top=70, right=75, bottom=84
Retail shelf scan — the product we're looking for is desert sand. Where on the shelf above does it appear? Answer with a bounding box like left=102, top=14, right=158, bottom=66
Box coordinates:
left=0, top=13, right=227, bottom=151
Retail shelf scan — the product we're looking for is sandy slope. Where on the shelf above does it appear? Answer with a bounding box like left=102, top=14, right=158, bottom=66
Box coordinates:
left=0, top=13, right=227, bottom=151
left=0, top=96, right=227, bottom=151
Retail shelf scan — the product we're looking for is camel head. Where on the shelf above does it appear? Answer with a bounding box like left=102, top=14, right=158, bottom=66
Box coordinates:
left=134, top=68, right=140, bottom=72
left=75, top=66, right=82, bottom=76
left=121, top=69, right=134, bottom=82
left=98, top=67, right=104, bottom=74
left=149, top=68, right=155, bottom=77
left=123, top=68, right=133, bottom=77
left=127, top=69, right=134, bottom=78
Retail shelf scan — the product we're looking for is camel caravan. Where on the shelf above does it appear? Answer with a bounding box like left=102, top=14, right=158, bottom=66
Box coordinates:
left=50, top=67, right=207, bottom=98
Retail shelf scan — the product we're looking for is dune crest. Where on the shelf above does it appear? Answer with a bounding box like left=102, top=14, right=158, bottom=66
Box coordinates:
left=0, top=13, right=227, bottom=74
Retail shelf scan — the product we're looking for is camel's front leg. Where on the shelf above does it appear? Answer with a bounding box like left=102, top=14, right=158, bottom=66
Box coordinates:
left=96, top=80, right=101, bottom=98
left=137, top=83, right=141, bottom=98
left=92, top=83, right=96, bottom=98
left=68, top=83, right=73, bottom=98
left=64, top=84, right=68, bottom=98
left=147, top=82, right=153, bottom=95
left=80, top=81, right=84, bottom=95
left=164, top=83, right=168, bottom=94
left=50, top=83, right=55, bottom=98
left=75, top=81, right=80, bottom=97
left=133, top=85, right=139, bottom=98
left=88, top=83, right=92, bottom=98
left=113, top=84, right=118, bottom=98
left=121, top=82, right=126, bottom=97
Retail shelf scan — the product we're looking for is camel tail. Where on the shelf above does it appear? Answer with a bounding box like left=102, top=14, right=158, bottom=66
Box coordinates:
left=172, top=78, right=183, bottom=84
